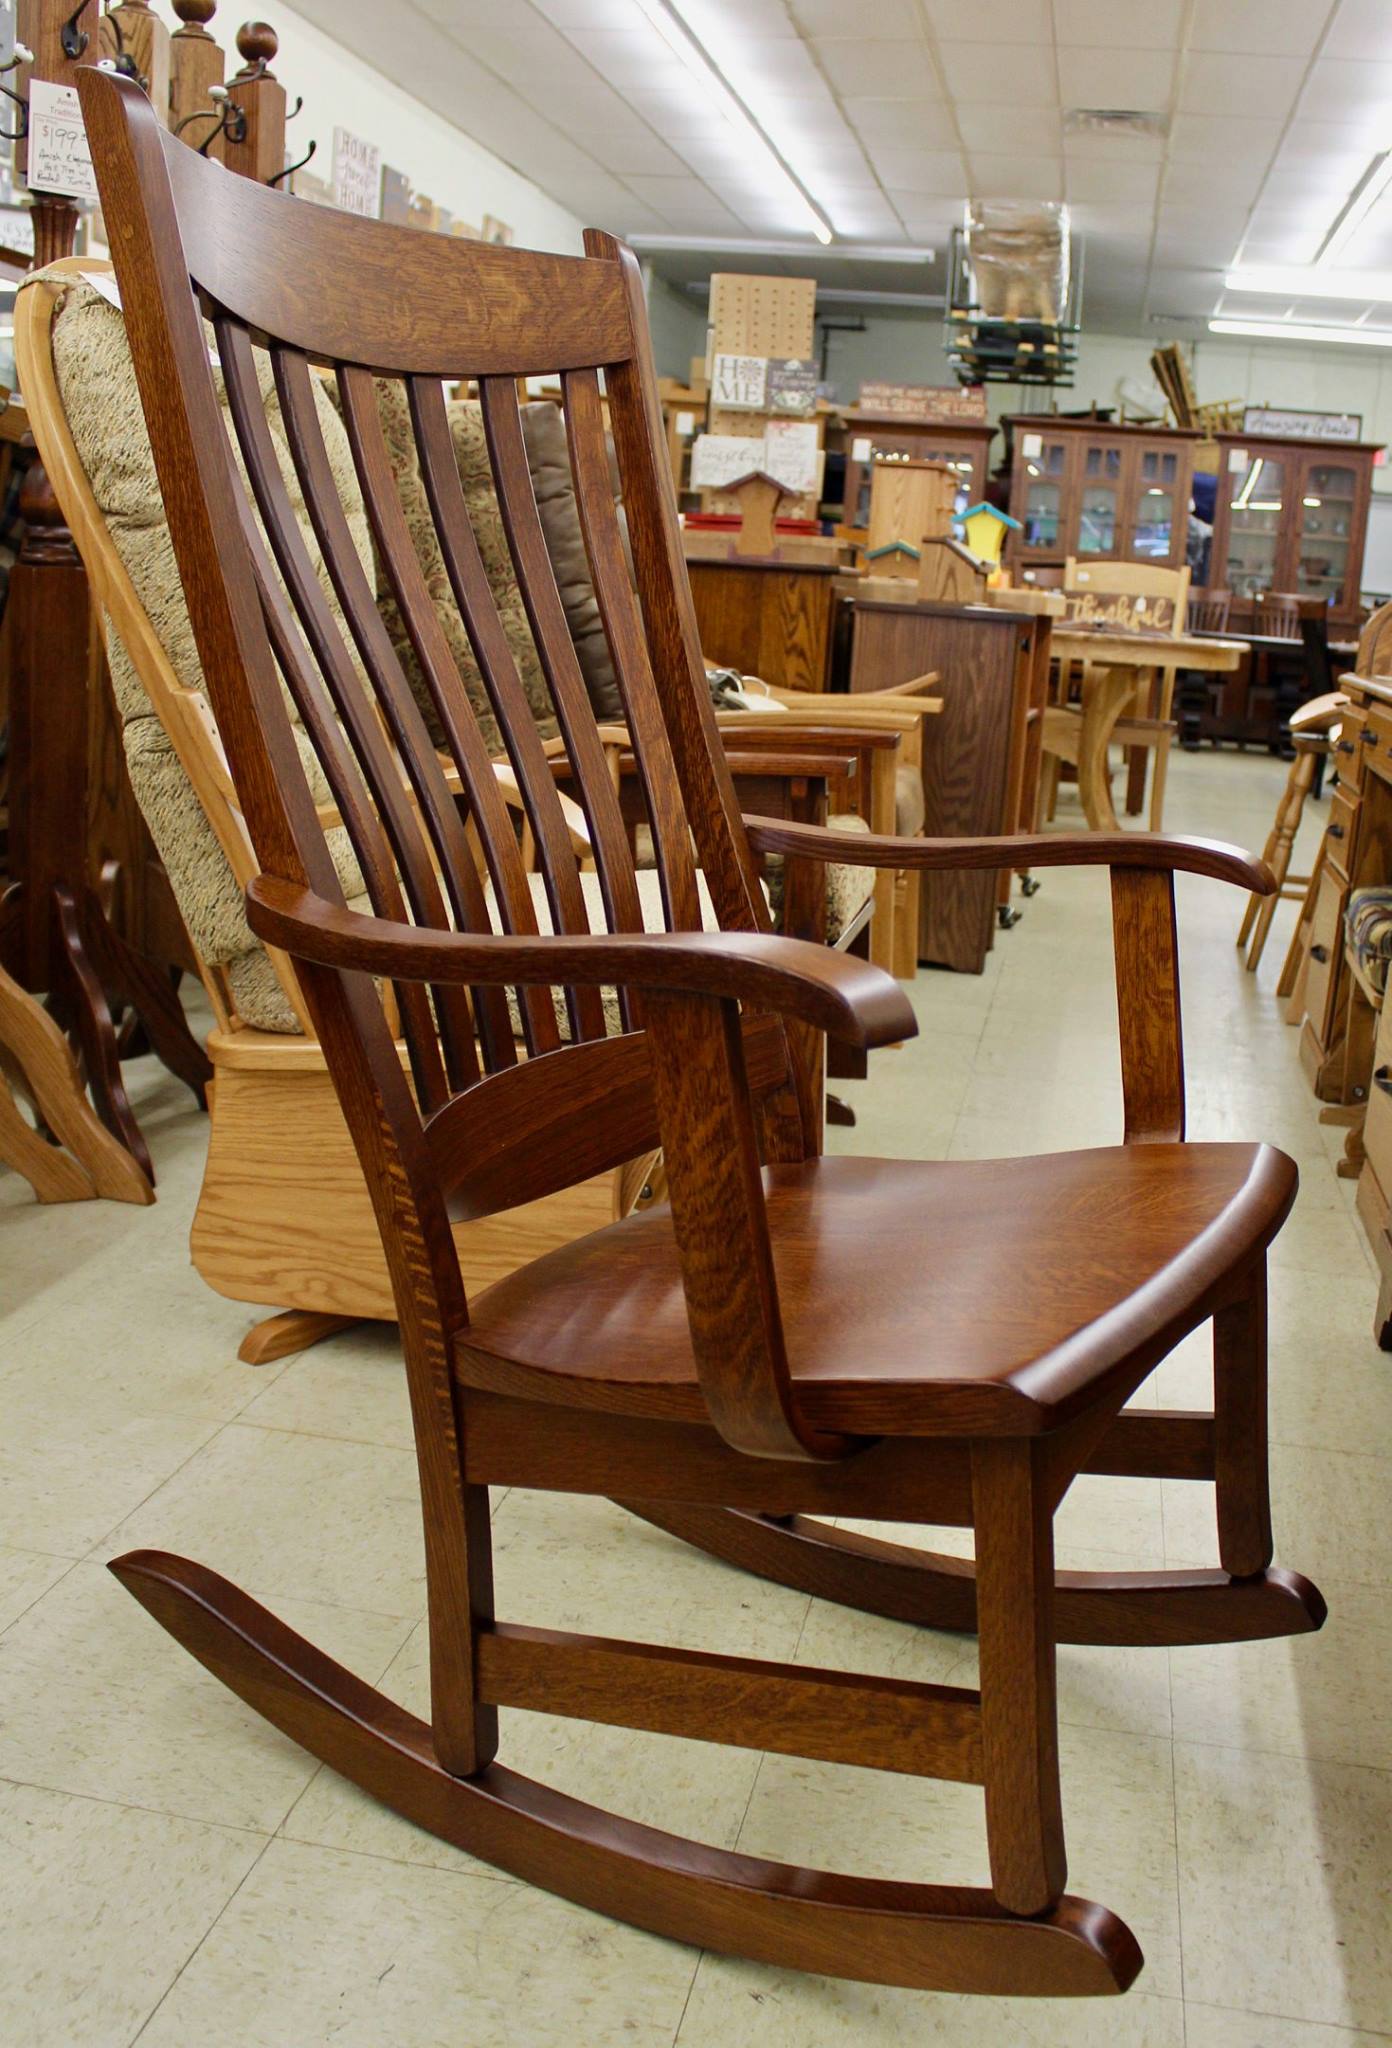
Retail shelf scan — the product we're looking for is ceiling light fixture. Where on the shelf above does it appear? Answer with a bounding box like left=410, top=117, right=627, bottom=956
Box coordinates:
left=630, top=0, right=834, bottom=244
left=1209, top=317, right=1392, bottom=348
left=1317, top=149, right=1392, bottom=267
left=627, top=235, right=934, bottom=262
left=1224, top=262, right=1392, bottom=301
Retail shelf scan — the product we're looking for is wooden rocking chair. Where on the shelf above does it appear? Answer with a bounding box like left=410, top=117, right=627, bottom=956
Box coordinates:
left=85, top=69, right=1323, bottom=1999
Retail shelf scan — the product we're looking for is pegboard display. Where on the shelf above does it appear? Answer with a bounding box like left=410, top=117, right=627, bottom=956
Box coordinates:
left=703, top=273, right=819, bottom=517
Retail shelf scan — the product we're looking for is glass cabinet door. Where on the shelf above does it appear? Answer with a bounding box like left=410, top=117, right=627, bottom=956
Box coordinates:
left=1132, top=447, right=1180, bottom=560
left=1077, top=442, right=1120, bottom=554
left=1295, top=461, right=1357, bottom=604
left=1018, top=436, right=1068, bottom=551
left=1224, top=453, right=1285, bottom=598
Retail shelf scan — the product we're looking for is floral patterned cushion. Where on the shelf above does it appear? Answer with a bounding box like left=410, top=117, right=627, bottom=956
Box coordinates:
left=1346, top=886, right=1392, bottom=996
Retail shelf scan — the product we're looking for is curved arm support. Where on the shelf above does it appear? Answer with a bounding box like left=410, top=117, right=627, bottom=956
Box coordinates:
left=244, top=875, right=917, bottom=1051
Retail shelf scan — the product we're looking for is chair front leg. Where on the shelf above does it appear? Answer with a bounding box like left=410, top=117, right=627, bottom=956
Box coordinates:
left=972, top=1437, right=1067, bottom=1917
left=1214, top=1259, right=1273, bottom=1578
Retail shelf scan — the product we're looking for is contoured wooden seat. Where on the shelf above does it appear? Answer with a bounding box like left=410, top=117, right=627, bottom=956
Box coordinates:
left=84, top=68, right=1323, bottom=2002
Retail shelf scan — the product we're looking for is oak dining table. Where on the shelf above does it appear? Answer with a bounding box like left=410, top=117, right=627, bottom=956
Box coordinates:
left=1048, top=625, right=1245, bottom=832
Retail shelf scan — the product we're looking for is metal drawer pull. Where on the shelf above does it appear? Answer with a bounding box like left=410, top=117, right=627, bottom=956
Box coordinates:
left=1362, top=727, right=1378, bottom=745
left=1338, top=738, right=1356, bottom=754
left=1376, top=1067, right=1392, bottom=1097
left=1310, top=944, right=1329, bottom=963
left=1329, top=822, right=1345, bottom=839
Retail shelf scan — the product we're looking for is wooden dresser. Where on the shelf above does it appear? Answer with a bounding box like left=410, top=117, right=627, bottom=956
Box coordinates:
left=844, top=592, right=1048, bottom=973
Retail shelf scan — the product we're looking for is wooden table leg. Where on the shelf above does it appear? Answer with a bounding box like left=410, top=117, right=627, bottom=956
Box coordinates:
left=1075, top=667, right=1142, bottom=833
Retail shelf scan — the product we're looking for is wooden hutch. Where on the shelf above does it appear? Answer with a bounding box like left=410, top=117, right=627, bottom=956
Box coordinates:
left=1207, top=428, right=1381, bottom=636
left=1002, top=416, right=1199, bottom=577
left=839, top=384, right=994, bottom=530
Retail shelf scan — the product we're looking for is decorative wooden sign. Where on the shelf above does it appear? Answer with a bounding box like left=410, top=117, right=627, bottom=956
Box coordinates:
left=767, top=356, right=817, bottom=415
left=1062, top=588, right=1177, bottom=634
left=711, top=353, right=768, bottom=411
left=858, top=381, right=987, bottom=421
left=690, top=426, right=820, bottom=498
left=332, top=127, right=382, bottom=218
left=1241, top=406, right=1363, bottom=443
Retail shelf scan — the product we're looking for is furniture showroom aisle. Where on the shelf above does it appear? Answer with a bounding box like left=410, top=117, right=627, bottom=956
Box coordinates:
left=2, top=744, right=1389, bottom=2048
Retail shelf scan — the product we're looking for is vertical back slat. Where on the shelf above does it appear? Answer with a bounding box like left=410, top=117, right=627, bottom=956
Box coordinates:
left=561, top=367, right=702, bottom=933
left=336, top=364, right=562, bottom=1061
left=476, top=377, right=645, bottom=941
left=408, top=374, right=605, bottom=1044
left=269, top=346, right=516, bottom=1071
left=216, top=318, right=480, bottom=1096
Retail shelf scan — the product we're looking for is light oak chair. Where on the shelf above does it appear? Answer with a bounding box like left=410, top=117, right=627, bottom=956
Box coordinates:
left=1044, top=558, right=1190, bottom=831
left=1237, top=691, right=1348, bottom=973
left=87, top=69, right=1323, bottom=2000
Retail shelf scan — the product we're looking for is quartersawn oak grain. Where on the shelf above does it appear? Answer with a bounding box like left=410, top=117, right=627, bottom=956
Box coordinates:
left=81, top=65, right=1322, bottom=2000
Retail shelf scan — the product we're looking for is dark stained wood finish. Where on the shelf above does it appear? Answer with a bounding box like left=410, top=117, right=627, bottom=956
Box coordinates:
left=83, top=65, right=1323, bottom=1998
left=846, top=598, right=1036, bottom=971
left=687, top=559, right=838, bottom=695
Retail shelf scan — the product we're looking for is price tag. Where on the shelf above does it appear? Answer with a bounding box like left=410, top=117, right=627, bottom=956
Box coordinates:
left=1022, top=431, right=1043, bottom=457
left=675, top=411, right=695, bottom=437
left=27, top=80, right=99, bottom=204
left=851, top=436, right=872, bottom=461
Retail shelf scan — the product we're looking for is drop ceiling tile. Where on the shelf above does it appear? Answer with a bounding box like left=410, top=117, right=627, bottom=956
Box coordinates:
left=1300, top=57, right=1392, bottom=119
left=936, top=42, right=1058, bottom=105
left=966, top=154, right=1065, bottom=201
left=624, top=85, right=735, bottom=138
left=1057, top=47, right=1174, bottom=109
left=619, top=178, right=750, bottom=231
left=873, top=147, right=972, bottom=193
left=1179, top=51, right=1307, bottom=116
left=1162, top=159, right=1267, bottom=208
left=818, top=191, right=907, bottom=234
left=1200, top=0, right=1326, bottom=54
left=1325, top=0, right=1392, bottom=59
left=562, top=131, right=693, bottom=176
left=791, top=0, right=920, bottom=29
left=722, top=37, right=828, bottom=96
left=813, top=39, right=941, bottom=97
left=562, top=27, right=692, bottom=84
left=414, top=0, right=556, bottom=21
left=923, top=0, right=1053, bottom=39
left=1152, top=225, right=1248, bottom=266
left=1237, top=229, right=1327, bottom=264
left=1053, top=0, right=1184, bottom=47
left=1167, top=114, right=1283, bottom=165
left=956, top=104, right=1061, bottom=153
left=531, top=0, right=654, bottom=23
left=1064, top=159, right=1160, bottom=206
left=841, top=98, right=959, bottom=147
left=1062, top=127, right=1166, bottom=164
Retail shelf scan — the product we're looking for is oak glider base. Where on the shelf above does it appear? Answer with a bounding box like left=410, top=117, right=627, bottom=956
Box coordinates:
left=623, top=1506, right=1327, bottom=1649
left=110, top=1549, right=1143, bottom=1999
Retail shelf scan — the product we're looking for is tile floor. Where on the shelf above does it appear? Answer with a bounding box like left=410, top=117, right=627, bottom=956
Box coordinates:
left=3, top=747, right=1391, bottom=2046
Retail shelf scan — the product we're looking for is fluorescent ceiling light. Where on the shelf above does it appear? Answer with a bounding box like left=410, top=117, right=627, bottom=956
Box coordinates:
left=627, top=235, right=933, bottom=261
left=631, top=0, right=834, bottom=244
left=1225, top=263, right=1392, bottom=301
left=1318, top=150, right=1392, bottom=266
left=1209, top=317, right=1392, bottom=348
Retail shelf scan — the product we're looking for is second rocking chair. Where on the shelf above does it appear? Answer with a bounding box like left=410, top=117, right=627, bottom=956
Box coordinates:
left=83, top=68, right=1324, bottom=2002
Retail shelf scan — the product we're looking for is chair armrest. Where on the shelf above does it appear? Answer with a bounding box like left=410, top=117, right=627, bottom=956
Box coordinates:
left=244, top=875, right=915, bottom=1050
left=743, top=821, right=1273, bottom=1146
left=742, top=819, right=1275, bottom=894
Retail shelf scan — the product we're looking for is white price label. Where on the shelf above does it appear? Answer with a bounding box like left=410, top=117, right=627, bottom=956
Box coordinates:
left=27, top=80, right=98, bottom=204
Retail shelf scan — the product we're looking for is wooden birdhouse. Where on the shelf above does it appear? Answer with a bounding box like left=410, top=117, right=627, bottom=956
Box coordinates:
left=727, top=469, right=794, bottom=557
left=864, top=539, right=921, bottom=581
left=918, top=535, right=990, bottom=605
left=960, top=502, right=1021, bottom=569
left=867, top=457, right=960, bottom=559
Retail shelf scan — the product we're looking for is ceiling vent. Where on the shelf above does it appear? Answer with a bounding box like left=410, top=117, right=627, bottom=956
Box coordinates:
left=1065, top=107, right=1168, bottom=140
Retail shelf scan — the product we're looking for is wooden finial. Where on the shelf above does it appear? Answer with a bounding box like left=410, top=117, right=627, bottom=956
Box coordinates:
left=236, top=20, right=278, bottom=67
left=173, top=0, right=219, bottom=25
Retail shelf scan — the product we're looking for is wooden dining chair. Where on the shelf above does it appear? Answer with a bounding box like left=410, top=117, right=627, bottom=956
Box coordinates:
left=84, top=69, right=1323, bottom=2000
left=1187, top=589, right=1232, bottom=635
left=1255, top=591, right=1304, bottom=640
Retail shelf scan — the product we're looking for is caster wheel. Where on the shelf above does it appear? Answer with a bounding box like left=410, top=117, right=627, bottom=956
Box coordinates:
left=1020, top=876, right=1041, bottom=898
left=997, top=905, right=1023, bottom=931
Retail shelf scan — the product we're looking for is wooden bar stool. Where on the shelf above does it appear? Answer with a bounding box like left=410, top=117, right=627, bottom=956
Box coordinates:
left=1238, top=691, right=1347, bottom=971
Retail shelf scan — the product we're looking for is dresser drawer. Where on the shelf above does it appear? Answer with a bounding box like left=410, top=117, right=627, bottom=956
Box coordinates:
left=1325, top=784, right=1358, bottom=880
left=1300, top=864, right=1347, bottom=1046
left=1356, top=700, right=1392, bottom=776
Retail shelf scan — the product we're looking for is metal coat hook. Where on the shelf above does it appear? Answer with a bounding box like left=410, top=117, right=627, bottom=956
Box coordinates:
left=101, top=8, right=147, bottom=90
left=269, top=136, right=316, bottom=188
left=285, top=94, right=304, bottom=122
left=0, top=42, right=30, bottom=143
left=61, top=0, right=93, bottom=61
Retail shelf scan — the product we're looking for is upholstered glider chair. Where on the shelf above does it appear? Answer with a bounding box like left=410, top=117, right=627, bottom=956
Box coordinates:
left=86, top=69, right=1323, bottom=2000
left=18, top=262, right=871, bottom=1362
